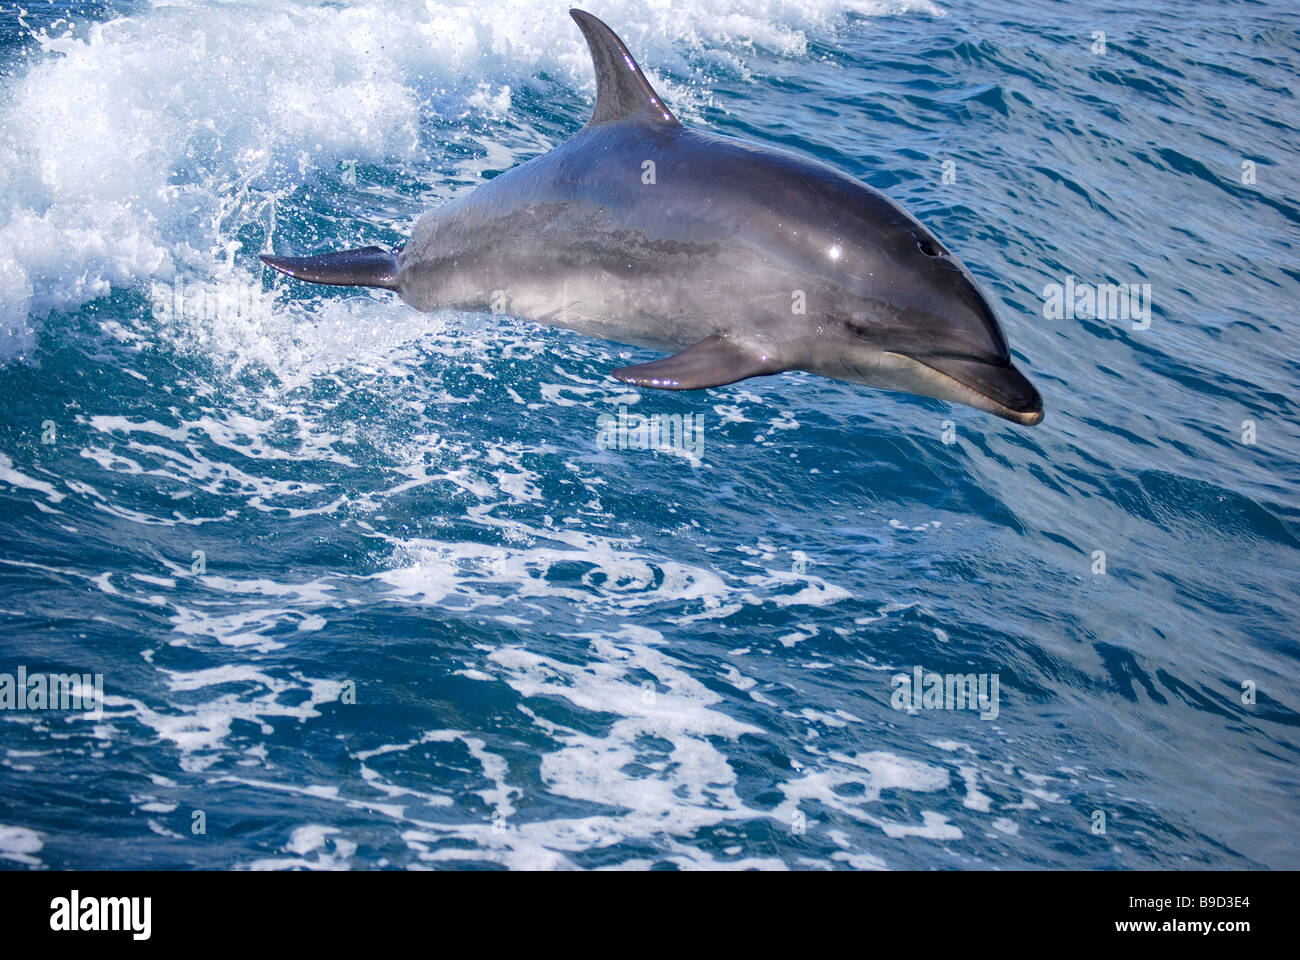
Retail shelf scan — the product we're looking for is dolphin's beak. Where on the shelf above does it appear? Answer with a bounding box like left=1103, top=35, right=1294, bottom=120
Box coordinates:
left=900, top=353, right=1045, bottom=426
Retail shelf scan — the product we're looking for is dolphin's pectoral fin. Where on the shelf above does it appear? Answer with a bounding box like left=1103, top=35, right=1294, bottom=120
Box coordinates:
left=570, top=9, right=678, bottom=127
left=611, top=336, right=783, bottom=390
left=260, top=246, right=399, bottom=290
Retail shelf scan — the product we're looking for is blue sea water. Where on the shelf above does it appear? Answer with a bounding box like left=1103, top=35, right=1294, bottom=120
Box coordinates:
left=0, top=0, right=1297, bottom=870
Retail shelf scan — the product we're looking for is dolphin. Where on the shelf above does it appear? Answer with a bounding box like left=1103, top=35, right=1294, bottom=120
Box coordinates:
left=262, top=8, right=1044, bottom=426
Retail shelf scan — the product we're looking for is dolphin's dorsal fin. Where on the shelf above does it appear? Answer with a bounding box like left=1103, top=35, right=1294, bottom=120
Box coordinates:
left=570, top=9, right=678, bottom=126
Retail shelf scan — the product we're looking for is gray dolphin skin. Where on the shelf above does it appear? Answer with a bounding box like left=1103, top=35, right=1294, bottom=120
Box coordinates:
left=262, top=9, right=1044, bottom=426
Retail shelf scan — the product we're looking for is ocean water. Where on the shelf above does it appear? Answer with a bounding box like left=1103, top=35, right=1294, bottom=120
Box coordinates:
left=1, top=0, right=1297, bottom=871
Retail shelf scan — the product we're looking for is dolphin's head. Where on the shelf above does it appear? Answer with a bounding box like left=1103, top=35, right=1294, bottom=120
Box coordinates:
left=824, top=215, right=1044, bottom=426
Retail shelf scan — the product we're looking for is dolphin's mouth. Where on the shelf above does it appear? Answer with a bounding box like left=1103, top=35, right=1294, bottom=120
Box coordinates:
left=893, top=353, right=1045, bottom=426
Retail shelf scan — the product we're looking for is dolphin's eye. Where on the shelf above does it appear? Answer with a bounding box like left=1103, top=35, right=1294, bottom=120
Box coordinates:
left=917, top=239, right=942, bottom=257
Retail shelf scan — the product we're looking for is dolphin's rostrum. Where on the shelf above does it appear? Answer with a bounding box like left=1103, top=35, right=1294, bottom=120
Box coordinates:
left=263, top=9, right=1044, bottom=426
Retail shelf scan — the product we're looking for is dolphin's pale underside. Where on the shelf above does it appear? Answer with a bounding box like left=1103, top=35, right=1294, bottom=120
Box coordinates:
left=263, top=9, right=1044, bottom=426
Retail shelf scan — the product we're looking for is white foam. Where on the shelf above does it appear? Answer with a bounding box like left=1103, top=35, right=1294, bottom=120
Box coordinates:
left=380, top=515, right=850, bottom=619
left=774, top=749, right=954, bottom=839
left=0, top=452, right=64, bottom=502
left=96, top=665, right=344, bottom=767
left=958, top=764, right=992, bottom=812
left=0, top=824, right=42, bottom=866
left=248, top=824, right=358, bottom=870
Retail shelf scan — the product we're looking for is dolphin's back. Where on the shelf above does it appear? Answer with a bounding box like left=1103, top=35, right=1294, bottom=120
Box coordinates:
left=393, top=119, right=949, bottom=348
